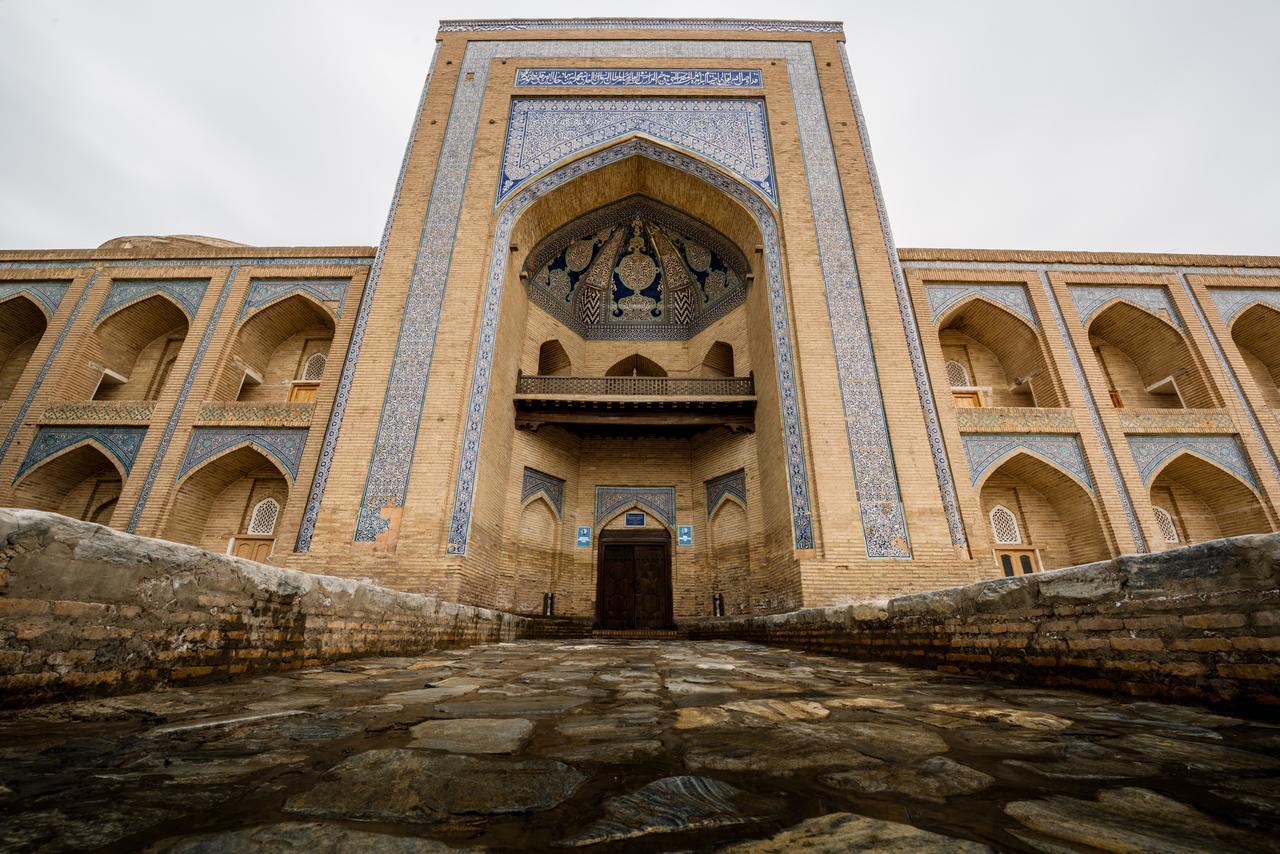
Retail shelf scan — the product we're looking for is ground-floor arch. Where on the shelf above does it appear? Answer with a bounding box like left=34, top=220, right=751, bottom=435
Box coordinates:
left=1149, top=452, right=1270, bottom=543
left=978, top=451, right=1110, bottom=573
left=164, top=445, right=290, bottom=559
left=11, top=443, right=123, bottom=525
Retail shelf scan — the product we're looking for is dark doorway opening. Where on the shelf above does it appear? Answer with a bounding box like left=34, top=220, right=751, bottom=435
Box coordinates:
left=595, top=528, right=673, bottom=630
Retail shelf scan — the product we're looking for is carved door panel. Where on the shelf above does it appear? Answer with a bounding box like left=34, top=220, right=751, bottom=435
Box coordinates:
left=600, top=544, right=634, bottom=629
left=231, top=536, right=275, bottom=563
left=632, top=544, right=668, bottom=629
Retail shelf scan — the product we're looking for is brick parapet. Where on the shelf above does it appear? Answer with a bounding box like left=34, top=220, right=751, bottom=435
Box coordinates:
left=687, top=532, right=1280, bottom=713
left=0, top=509, right=529, bottom=708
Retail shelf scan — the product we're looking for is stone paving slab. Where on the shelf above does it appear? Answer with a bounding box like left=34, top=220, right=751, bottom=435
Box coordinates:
left=0, top=640, right=1277, bottom=852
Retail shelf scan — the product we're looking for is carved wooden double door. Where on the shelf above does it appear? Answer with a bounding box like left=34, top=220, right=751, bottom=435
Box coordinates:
left=595, top=530, right=673, bottom=630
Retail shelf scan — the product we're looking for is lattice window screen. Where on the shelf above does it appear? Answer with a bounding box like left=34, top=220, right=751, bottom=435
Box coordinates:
left=247, top=498, right=280, bottom=535
left=1153, top=506, right=1180, bottom=544
left=300, top=353, right=326, bottom=382
left=945, top=360, right=970, bottom=387
left=989, top=505, right=1022, bottom=544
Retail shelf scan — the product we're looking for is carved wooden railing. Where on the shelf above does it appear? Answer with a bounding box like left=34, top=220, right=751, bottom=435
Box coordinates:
left=196, top=400, right=315, bottom=427
left=40, top=399, right=155, bottom=424
left=515, top=375, right=755, bottom=397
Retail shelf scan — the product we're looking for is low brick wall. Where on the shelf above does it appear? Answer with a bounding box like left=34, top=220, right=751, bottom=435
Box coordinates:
left=0, top=509, right=530, bottom=708
left=689, top=535, right=1280, bottom=713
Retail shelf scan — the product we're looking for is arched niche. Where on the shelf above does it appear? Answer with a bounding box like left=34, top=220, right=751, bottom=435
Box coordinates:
left=537, top=340, right=572, bottom=376
left=164, top=445, right=290, bottom=556
left=90, top=294, right=189, bottom=401
left=1149, top=452, right=1270, bottom=543
left=701, top=341, right=735, bottom=378
left=708, top=496, right=750, bottom=614
left=217, top=293, right=335, bottom=404
left=605, top=354, right=667, bottom=377
left=512, top=495, right=560, bottom=614
left=977, top=451, right=1110, bottom=572
left=11, top=443, right=124, bottom=525
left=1088, top=301, right=1217, bottom=410
left=938, top=297, right=1062, bottom=408
left=0, top=295, right=49, bottom=400
left=1230, top=303, right=1280, bottom=408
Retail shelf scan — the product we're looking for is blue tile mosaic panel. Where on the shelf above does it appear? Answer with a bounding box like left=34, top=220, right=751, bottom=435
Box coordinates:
left=521, top=467, right=565, bottom=515
left=514, top=68, right=762, bottom=87
left=177, top=427, right=310, bottom=482
left=1069, top=285, right=1184, bottom=330
left=595, top=485, right=676, bottom=529
left=96, top=279, right=208, bottom=323
left=1126, top=434, right=1258, bottom=490
left=14, top=425, right=147, bottom=481
left=705, top=469, right=746, bottom=516
left=925, top=283, right=1037, bottom=328
left=961, top=432, right=1095, bottom=492
left=237, top=278, right=350, bottom=324
left=1208, top=287, right=1280, bottom=325
left=499, top=98, right=776, bottom=207
left=0, top=281, right=70, bottom=318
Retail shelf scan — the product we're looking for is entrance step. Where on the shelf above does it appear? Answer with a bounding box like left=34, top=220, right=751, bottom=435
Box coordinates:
left=592, top=628, right=688, bottom=640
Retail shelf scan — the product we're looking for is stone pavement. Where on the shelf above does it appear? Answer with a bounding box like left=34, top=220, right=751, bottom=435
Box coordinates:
left=1, top=640, right=1278, bottom=852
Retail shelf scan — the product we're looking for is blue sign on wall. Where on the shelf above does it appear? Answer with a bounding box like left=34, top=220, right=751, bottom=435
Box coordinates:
left=677, top=525, right=693, bottom=546
left=576, top=526, right=592, bottom=547
left=625, top=512, right=646, bottom=527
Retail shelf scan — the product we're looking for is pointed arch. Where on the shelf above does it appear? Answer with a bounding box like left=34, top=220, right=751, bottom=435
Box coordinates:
left=0, top=294, right=49, bottom=400
left=938, top=295, right=1062, bottom=407
left=164, top=444, right=291, bottom=552
left=599, top=503, right=677, bottom=535
left=605, top=354, right=667, bottom=377
left=94, top=288, right=193, bottom=330
left=1087, top=300, right=1218, bottom=409
left=537, top=340, right=571, bottom=376
left=709, top=497, right=750, bottom=615
left=217, top=293, right=335, bottom=403
left=701, top=341, right=735, bottom=377
left=1145, top=449, right=1270, bottom=541
left=1229, top=303, right=1280, bottom=408
left=88, top=293, right=189, bottom=402
left=977, top=450, right=1111, bottom=569
left=512, top=493, right=560, bottom=614
left=10, top=442, right=124, bottom=523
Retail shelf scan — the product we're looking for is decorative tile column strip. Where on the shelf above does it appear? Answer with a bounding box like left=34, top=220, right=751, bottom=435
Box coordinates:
left=1068, top=284, right=1184, bottom=330
left=1173, top=272, right=1280, bottom=484
left=520, top=467, right=565, bottom=514
left=125, top=266, right=235, bottom=532
left=352, top=39, right=893, bottom=556
left=1208, top=287, right=1280, bottom=325
left=514, top=68, right=763, bottom=88
left=960, top=433, right=1095, bottom=492
left=499, top=99, right=777, bottom=205
left=838, top=42, right=956, bottom=552
left=175, top=427, right=310, bottom=482
left=705, top=469, right=747, bottom=516
left=1036, top=272, right=1149, bottom=550
left=924, top=283, right=1038, bottom=328
left=0, top=281, right=69, bottom=318
left=14, top=426, right=148, bottom=481
left=235, top=278, right=350, bottom=324
left=446, top=139, right=813, bottom=552
left=0, top=270, right=100, bottom=461
left=294, top=43, right=442, bottom=552
left=95, top=279, right=208, bottom=323
left=1126, top=434, right=1259, bottom=489
left=594, top=485, right=676, bottom=529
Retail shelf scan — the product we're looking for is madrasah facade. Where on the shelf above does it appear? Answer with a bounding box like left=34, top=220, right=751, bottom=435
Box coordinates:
left=2, top=18, right=1278, bottom=629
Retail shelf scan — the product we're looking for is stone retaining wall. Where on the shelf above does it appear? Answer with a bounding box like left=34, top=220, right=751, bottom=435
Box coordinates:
left=688, top=535, right=1280, bottom=713
left=0, top=509, right=529, bottom=708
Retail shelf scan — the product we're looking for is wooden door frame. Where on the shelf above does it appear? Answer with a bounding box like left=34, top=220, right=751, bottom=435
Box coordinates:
left=594, top=527, right=673, bottom=629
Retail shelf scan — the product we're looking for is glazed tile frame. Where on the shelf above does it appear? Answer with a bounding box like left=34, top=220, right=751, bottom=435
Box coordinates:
left=176, top=426, right=310, bottom=482
left=0, top=281, right=70, bottom=319
left=960, top=432, right=1096, bottom=492
left=514, top=68, right=763, bottom=88
left=95, top=278, right=210, bottom=324
left=924, top=283, right=1038, bottom=328
left=594, top=485, right=677, bottom=530
left=521, top=467, right=565, bottom=515
left=705, top=469, right=747, bottom=516
left=1126, top=434, right=1259, bottom=490
left=1208, top=286, right=1280, bottom=325
left=333, top=37, right=910, bottom=560
left=14, top=425, right=148, bottom=482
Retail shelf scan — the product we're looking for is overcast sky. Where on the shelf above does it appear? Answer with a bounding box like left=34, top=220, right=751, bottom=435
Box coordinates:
left=1, top=1, right=1276, bottom=254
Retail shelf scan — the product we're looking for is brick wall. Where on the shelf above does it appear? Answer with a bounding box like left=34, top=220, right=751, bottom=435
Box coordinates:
left=687, top=532, right=1280, bottom=713
left=0, top=509, right=528, bottom=708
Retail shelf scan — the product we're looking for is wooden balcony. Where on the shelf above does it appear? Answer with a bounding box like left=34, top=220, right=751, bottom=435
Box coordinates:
left=513, top=374, right=756, bottom=435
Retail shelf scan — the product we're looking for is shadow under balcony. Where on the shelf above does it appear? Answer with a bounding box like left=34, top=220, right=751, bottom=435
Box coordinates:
left=514, top=374, right=756, bottom=436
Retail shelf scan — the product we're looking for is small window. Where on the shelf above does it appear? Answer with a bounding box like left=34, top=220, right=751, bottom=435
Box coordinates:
left=945, top=360, right=970, bottom=387
left=1000, top=554, right=1014, bottom=577
left=989, top=505, right=1021, bottom=545
left=1153, top=506, right=1180, bottom=544
left=300, top=352, right=326, bottom=382
left=247, top=498, right=280, bottom=535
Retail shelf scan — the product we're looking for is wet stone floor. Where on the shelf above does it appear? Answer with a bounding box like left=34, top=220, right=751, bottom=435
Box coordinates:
left=1, top=641, right=1279, bottom=853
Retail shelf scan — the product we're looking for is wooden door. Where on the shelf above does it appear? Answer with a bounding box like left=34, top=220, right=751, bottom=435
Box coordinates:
left=595, top=530, right=673, bottom=629
left=288, top=382, right=319, bottom=403
left=952, top=389, right=983, bottom=408
left=231, top=536, right=275, bottom=563
left=995, top=548, right=1039, bottom=577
